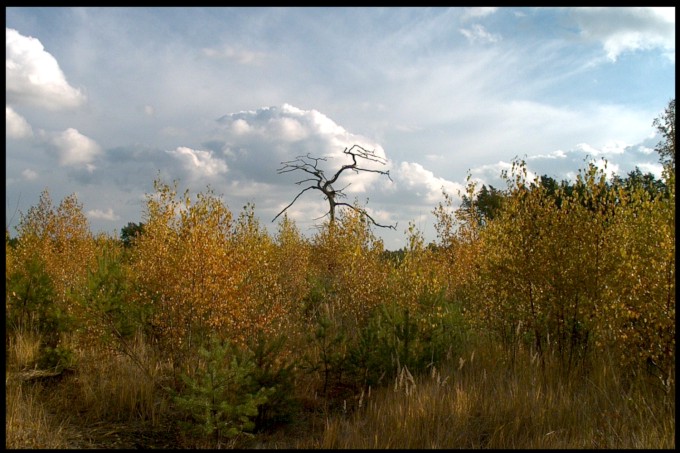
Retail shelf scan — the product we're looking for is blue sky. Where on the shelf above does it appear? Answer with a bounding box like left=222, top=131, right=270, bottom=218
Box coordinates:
left=5, top=7, right=675, bottom=249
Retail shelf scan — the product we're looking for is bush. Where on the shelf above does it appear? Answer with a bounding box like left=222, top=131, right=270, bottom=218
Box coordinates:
left=171, top=335, right=272, bottom=447
left=348, top=290, right=467, bottom=390
left=37, top=345, right=75, bottom=372
left=300, top=307, right=349, bottom=399
left=243, top=332, right=299, bottom=431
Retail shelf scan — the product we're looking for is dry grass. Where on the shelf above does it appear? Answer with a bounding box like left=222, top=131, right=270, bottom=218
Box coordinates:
left=5, top=329, right=72, bottom=449
left=6, top=327, right=674, bottom=449
left=6, top=330, right=176, bottom=449
left=52, top=331, right=168, bottom=425
left=315, top=345, right=675, bottom=449
left=5, top=378, right=71, bottom=449
left=6, top=329, right=41, bottom=371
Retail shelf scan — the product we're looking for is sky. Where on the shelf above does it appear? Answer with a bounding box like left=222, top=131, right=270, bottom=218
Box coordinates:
left=5, top=7, right=676, bottom=249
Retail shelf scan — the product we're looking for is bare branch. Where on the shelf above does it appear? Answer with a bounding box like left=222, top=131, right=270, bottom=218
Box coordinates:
left=271, top=185, right=318, bottom=223
left=294, top=177, right=320, bottom=186
left=336, top=202, right=397, bottom=230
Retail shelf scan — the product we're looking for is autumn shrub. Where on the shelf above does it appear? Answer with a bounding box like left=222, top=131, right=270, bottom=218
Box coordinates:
left=129, top=179, right=239, bottom=371
left=11, top=191, right=97, bottom=324
left=231, top=203, right=296, bottom=343
left=598, top=167, right=675, bottom=388
left=271, top=214, right=312, bottom=343
left=76, top=235, right=146, bottom=350
left=431, top=181, right=484, bottom=318
left=437, top=159, right=674, bottom=385
left=6, top=190, right=97, bottom=369
left=471, top=162, right=603, bottom=372
left=390, top=221, right=445, bottom=312
left=309, top=208, right=390, bottom=329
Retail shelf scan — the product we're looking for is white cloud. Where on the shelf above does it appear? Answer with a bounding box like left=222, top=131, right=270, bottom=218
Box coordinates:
left=637, top=145, right=655, bottom=155
left=461, top=7, right=498, bottom=21
left=529, top=150, right=568, bottom=160
left=87, top=208, right=120, bottom=221
left=570, top=7, right=675, bottom=61
left=49, top=128, right=102, bottom=167
left=460, top=24, right=501, bottom=44
left=167, top=146, right=228, bottom=178
left=6, top=105, right=33, bottom=139
left=6, top=28, right=86, bottom=109
left=575, top=140, right=628, bottom=156
left=270, top=116, right=310, bottom=142
left=364, top=206, right=394, bottom=226
left=202, top=44, right=265, bottom=65
left=635, top=162, right=664, bottom=179
left=21, top=168, right=38, bottom=180
left=469, top=160, right=539, bottom=188
left=396, top=161, right=465, bottom=204
left=231, top=118, right=252, bottom=135
left=215, top=104, right=390, bottom=194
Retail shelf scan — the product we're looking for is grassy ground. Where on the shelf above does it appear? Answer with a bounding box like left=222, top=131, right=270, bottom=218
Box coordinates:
left=6, top=330, right=675, bottom=449
left=316, top=344, right=675, bottom=448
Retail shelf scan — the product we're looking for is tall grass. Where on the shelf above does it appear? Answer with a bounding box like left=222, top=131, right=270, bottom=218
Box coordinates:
left=50, top=331, right=167, bottom=424
left=6, top=329, right=72, bottom=448
left=6, top=329, right=41, bottom=371
left=6, top=329, right=172, bottom=449
left=6, top=328, right=674, bottom=449
left=317, top=343, right=675, bottom=449
left=5, top=378, right=71, bottom=449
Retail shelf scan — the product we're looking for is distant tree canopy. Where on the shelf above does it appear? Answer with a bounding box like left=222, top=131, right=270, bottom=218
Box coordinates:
left=120, top=221, right=145, bottom=247
left=462, top=168, right=668, bottom=229
left=460, top=184, right=505, bottom=227
left=653, top=98, right=675, bottom=169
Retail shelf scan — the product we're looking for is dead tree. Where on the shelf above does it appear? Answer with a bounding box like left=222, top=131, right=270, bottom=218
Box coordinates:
left=272, top=144, right=396, bottom=229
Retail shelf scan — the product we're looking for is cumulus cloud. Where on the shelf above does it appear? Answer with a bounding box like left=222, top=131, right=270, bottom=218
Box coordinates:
left=396, top=161, right=465, bottom=204
left=6, top=28, right=86, bottom=109
left=570, top=7, right=675, bottom=61
left=48, top=128, right=102, bottom=168
left=87, top=208, right=120, bottom=221
left=166, top=146, right=228, bottom=178
left=214, top=104, right=390, bottom=194
left=637, top=145, right=655, bottom=155
left=218, top=104, right=377, bottom=150
left=6, top=105, right=33, bottom=139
